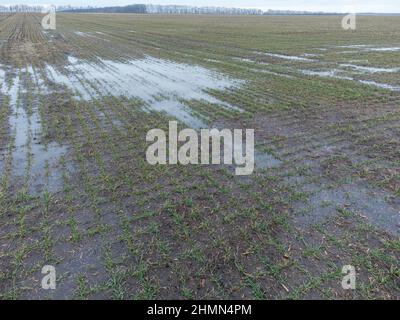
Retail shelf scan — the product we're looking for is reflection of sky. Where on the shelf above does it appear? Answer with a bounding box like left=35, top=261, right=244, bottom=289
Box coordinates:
left=2, top=1, right=400, bottom=13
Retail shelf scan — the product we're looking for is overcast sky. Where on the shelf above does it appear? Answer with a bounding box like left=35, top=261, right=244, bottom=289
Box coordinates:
left=4, top=1, right=400, bottom=13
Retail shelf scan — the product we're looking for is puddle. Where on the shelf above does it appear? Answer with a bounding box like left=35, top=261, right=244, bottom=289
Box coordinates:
left=230, top=141, right=281, bottom=172
left=339, top=51, right=359, bottom=54
left=4, top=57, right=278, bottom=176
left=2, top=70, right=68, bottom=194
left=67, top=56, right=79, bottom=65
left=204, top=58, right=222, bottom=63
left=149, top=100, right=207, bottom=129
left=301, top=69, right=400, bottom=91
left=301, top=53, right=321, bottom=58
left=294, top=183, right=400, bottom=236
left=348, top=59, right=369, bottom=63
left=358, top=80, right=400, bottom=92
left=74, top=31, right=109, bottom=42
left=336, top=45, right=400, bottom=53
left=367, top=47, right=400, bottom=52
left=254, top=150, right=281, bottom=169
left=337, top=45, right=370, bottom=49
left=232, top=57, right=269, bottom=65
left=233, top=57, right=254, bottom=63
left=340, top=64, right=400, bottom=74
left=74, top=31, right=89, bottom=37
left=46, top=64, right=94, bottom=100
left=208, top=124, right=282, bottom=173
left=257, top=52, right=316, bottom=62
left=45, top=56, right=244, bottom=126
left=7, top=73, right=20, bottom=108
left=0, top=68, right=5, bottom=89
left=301, top=69, right=353, bottom=80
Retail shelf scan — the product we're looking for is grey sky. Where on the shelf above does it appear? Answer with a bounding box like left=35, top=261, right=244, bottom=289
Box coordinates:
left=4, top=1, right=400, bottom=13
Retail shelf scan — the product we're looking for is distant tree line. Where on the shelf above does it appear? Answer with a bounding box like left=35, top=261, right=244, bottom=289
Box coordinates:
left=145, top=5, right=263, bottom=15
left=62, top=4, right=263, bottom=15
left=61, top=5, right=342, bottom=15
left=0, top=4, right=343, bottom=15
left=64, top=4, right=147, bottom=14
left=263, top=9, right=339, bottom=15
left=0, top=5, right=46, bottom=13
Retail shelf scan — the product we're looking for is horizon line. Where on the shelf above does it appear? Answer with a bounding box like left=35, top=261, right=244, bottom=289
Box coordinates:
left=0, top=3, right=399, bottom=15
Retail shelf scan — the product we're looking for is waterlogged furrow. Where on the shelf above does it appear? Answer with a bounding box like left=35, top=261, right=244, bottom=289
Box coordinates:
left=42, top=56, right=246, bottom=128
left=340, top=64, right=400, bottom=74
left=256, top=51, right=317, bottom=62
left=1, top=65, right=68, bottom=194
left=300, top=68, right=400, bottom=92
left=232, top=45, right=400, bottom=92
left=40, top=56, right=282, bottom=169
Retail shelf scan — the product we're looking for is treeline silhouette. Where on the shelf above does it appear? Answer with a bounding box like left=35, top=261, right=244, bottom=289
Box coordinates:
left=0, top=4, right=345, bottom=15
left=66, top=4, right=147, bottom=14
left=64, top=4, right=263, bottom=15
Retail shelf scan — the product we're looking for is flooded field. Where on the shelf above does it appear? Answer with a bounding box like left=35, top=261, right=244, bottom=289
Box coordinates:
left=0, top=13, right=399, bottom=300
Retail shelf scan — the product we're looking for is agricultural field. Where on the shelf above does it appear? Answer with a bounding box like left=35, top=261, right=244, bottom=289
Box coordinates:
left=0, top=13, right=399, bottom=300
